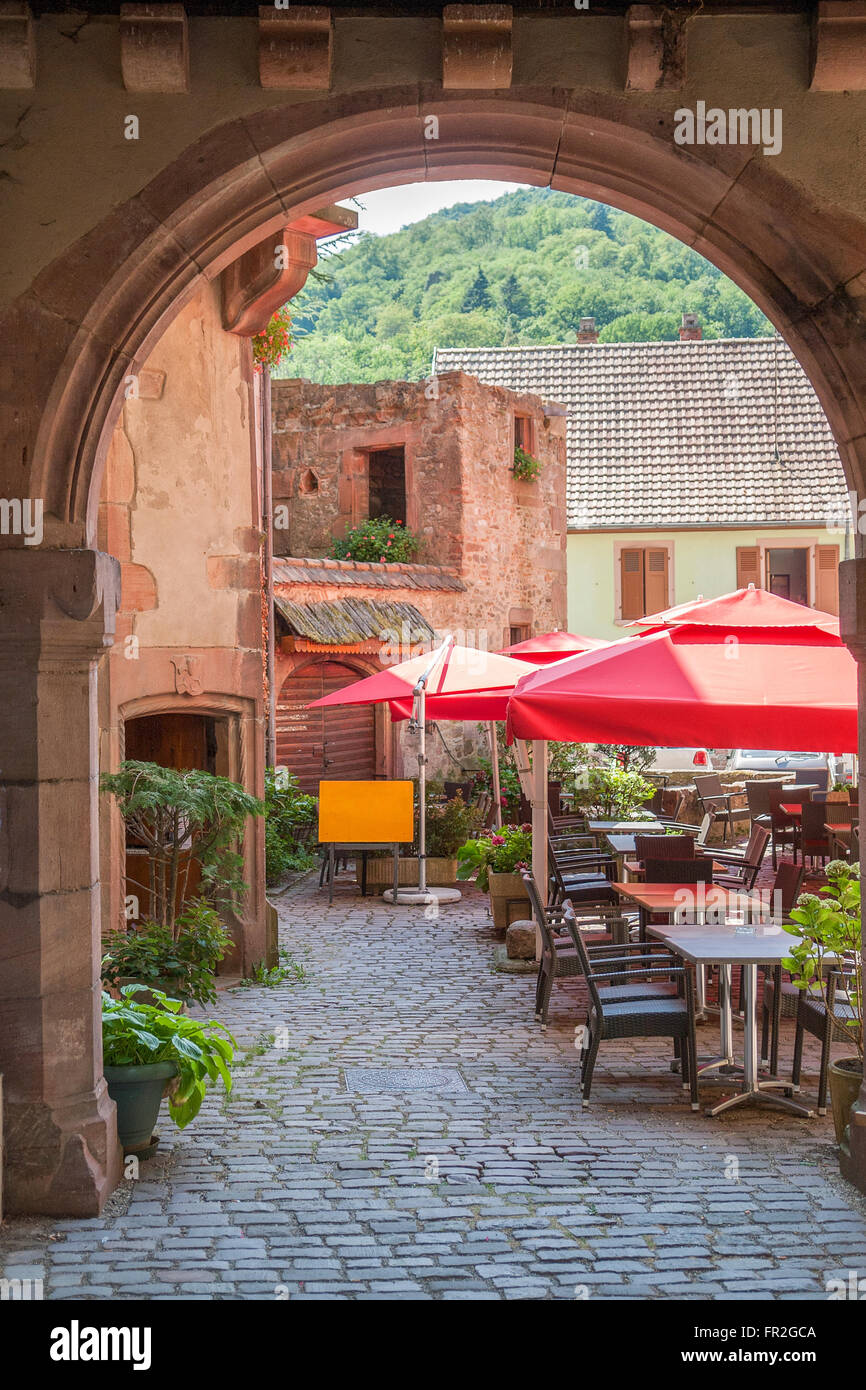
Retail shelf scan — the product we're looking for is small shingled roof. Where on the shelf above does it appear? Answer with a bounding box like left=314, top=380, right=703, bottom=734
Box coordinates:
left=274, top=596, right=435, bottom=647
left=432, top=337, right=849, bottom=531
left=272, top=558, right=465, bottom=592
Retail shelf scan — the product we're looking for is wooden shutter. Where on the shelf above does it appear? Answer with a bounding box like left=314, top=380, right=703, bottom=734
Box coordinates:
left=644, top=548, right=669, bottom=615
left=736, top=545, right=761, bottom=590
left=815, top=544, right=840, bottom=616
left=620, top=548, right=645, bottom=620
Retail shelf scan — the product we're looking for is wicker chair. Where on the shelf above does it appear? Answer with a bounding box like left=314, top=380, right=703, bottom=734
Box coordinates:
left=799, top=799, right=835, bottom=869
left=712, top=824, right=770, bottom=891
left=768, top=786, right=812, bottom=868
left=634, top=833, right=695, bottom=862
left=520, top=870, right=635, bottom=1028
left=693, top=773, right=748, bottom=843
left=791, top=964, right=860, bottom=1114
left=563, top=901, right=699, bottom=1109
left=642, top=857, right=715, bottom=884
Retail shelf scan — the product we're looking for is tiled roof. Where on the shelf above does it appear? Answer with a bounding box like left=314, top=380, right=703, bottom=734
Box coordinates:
left=432, top=338, right=849, bottom=530
left=272, top=557, right=465, bottom=591
left=274, top=596, right=434, bottom=647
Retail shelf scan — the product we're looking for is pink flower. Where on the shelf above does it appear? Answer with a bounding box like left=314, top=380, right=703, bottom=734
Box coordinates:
left=520, top=823, right=532, bottom=833
left=490, top=834, right=505, bottom=846
left=500, top=796, right=507, bottom=805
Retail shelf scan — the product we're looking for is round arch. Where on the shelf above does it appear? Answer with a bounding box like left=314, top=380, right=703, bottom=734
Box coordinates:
left=8, top=85, right=866, bottom=548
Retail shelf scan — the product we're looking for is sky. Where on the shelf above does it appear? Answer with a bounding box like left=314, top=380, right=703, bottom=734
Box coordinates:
left=339, top=180, right=531, bottom=239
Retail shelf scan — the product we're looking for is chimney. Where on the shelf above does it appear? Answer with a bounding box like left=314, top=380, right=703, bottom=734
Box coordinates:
left=576, top=316, right=599, bottom=344
left=679, top=312, right=702, bottom=341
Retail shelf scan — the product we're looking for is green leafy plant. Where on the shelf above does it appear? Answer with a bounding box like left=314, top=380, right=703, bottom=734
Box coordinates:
left=457, top=824, right=532, bottom=892
left=238, top=947, right=308, bottom=989
left=329, top=515, right=421, bottom=564
left=101, top=899, right=233, bottom=1007
left=101, top=761, right=264, bottom=930
left=595, top=745, right=656, bottom=775
left=252, top=306, right=293, bottom=371
left=265, top=767, right=317, bottom=885
left=572, top=766, right=656, bottom=820
left=424, top=791, right=483, bottom=858
left=784, top=861, right=863, bottom=1064
left=512, top=444, right=542, bottom=482
left=102, top=985, right=236, bottom=1129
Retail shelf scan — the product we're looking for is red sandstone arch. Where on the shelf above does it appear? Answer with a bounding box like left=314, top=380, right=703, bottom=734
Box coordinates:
left=7, top=85, right=866, bottom=550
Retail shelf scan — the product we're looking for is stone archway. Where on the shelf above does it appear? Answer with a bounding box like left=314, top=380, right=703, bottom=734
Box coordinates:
left=4, top=85, right=866, bottom=1214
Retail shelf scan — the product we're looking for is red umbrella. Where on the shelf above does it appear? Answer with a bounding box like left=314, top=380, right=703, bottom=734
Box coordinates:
left=309, top=642, right=534, bottom=710
left=500, top=630, right=609, bottom=664
left=507, top=626, right=858, bottom=750
left=631, top=585, right=839, bottom=639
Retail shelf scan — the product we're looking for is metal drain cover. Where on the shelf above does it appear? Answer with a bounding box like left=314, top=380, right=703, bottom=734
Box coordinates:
left=344, top=1067, right=468, bottom=1095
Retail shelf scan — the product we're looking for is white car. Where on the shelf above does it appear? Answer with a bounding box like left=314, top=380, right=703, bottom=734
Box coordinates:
left=726, top=750, right=855, bottom=785
left=648, top=747, right=713, bottom=774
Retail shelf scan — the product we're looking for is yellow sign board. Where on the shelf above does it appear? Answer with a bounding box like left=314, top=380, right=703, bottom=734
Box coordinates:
left=317, top=780, right=414, bottom=844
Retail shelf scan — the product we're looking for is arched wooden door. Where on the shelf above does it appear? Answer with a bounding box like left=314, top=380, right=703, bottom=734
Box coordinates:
left=276, top=660, right=377, bottom=794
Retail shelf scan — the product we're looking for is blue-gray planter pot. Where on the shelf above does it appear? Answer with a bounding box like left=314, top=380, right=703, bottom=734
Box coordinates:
left=105, top=1061, right=178, bottom=1151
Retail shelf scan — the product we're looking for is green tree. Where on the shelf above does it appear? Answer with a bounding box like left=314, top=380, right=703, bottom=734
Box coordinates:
left=462, top=266, right=493, bottom=312
left=501, top=272, right=530, bottom=319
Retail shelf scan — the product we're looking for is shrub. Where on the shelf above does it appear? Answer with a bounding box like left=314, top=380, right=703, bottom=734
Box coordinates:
left=102, top=899, right=233, bottom=1007
left=572, top=766, right=655, bottom=819
left=785, top=861, right=862, bottom=1063
left=330, top=515, right=421, bottom=564
left=424, top=792, right=482, bottom=858
left=265, top=767, right=317, bottom=885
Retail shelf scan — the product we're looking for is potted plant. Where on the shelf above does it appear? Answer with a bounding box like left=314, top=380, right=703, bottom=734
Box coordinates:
left=364, top=790, right=481, bottom=890
left=784, top=861, right=863, bottom=1143
left=101, top=761, right=264, bottom=1004
left=457, top=823, right=533, bottom=929
left=102, top=985, right=235, bottom=1153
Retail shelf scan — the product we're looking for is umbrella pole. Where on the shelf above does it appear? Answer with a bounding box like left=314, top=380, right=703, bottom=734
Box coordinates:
left=488, top=721, right=502, bottom=829
left=530, top=740, right=548, bottom=963
left=418, top=683, right=427, bottom=894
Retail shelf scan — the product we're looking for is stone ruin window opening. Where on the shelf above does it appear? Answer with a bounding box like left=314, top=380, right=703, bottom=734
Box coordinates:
left=299, top=467, right=319, bottom=496
left=509, top=622, right=531, bottom=645
left=368, top=445, right=406, bottom=524
left=513, top=413, right=535, bottom=455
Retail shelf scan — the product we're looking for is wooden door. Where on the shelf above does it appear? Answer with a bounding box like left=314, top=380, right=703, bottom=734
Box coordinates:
left=276, top=661, right=377, bottom=794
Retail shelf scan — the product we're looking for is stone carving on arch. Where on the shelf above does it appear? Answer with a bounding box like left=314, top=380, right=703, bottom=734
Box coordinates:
left=3, top=85, right=865, bottom=553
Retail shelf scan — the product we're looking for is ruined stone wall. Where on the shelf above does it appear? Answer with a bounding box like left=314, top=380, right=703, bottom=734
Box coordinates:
left=271, top=371, right=568, bottom=647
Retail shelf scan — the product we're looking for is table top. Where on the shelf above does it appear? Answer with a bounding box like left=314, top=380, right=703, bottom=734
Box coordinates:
left=612, top=881, right=768, bottom=917
left=588, top=818, right=661, bottom=833
left=647, top=921, right=800, bottom=966
left=605, top=832, right=665, bottom=853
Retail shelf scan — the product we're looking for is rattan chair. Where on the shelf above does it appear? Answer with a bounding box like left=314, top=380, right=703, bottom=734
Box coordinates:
left=713, top=824, right=770, bottom=891
left=563, top=901, right=699, bottom=1109
left=693, top=773, right=748, bottom=843
left=634, top=833, right=695, bottom=862
left=642, top=857, right=715, bottom=884
left=768, top=786, right=812, bottom=868
left=791, top=964, right=860, bottom=1114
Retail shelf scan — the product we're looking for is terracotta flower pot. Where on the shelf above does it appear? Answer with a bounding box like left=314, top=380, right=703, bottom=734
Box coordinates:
left=829, top=1056, right=863, bottom=1145
left=488, top=870, right=530, bottom=930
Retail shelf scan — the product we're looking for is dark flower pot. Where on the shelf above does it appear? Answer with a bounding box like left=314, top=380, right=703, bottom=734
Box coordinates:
left=829, top=1057, right=863, bottom=1145
left=105, top=1061, right=178, bottom=1152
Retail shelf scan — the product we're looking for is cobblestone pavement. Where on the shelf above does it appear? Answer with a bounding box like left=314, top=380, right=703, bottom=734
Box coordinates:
left=3, top=872, right=866, bottom=1301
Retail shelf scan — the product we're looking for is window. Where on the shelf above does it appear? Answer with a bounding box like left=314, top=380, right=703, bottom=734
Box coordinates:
left=735, top=543, right=839, bottom=615
left=619, top=547, right=670, bottom=620
left=509, top=624, right=531, bottom=646
left=368, top=446, right=406, bottom=522
left=514, top=414, right=534, bottom=453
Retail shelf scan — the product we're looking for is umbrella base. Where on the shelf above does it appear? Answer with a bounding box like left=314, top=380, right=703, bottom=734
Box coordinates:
left=382, top=887, right=462, bottom=906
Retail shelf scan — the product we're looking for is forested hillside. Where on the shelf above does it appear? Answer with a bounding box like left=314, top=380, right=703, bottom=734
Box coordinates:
left=276, top=187, right=772, bottom=384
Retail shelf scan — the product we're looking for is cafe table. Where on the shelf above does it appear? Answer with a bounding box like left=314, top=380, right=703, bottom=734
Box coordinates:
left=587, top=818, right=661, bottom=836
left=645, top=920, right=814, bottom=1118
left=611, top=881, right=769, bottom=1019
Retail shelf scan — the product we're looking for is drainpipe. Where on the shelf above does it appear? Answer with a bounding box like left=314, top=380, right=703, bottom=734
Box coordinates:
left=261, top=366, right=277, bottom=769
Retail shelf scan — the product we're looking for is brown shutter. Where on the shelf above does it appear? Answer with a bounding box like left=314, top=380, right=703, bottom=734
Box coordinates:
left=736, top=545, right=761, bottom=590
left=644, top=548, right=669, bottom=615
left=620, top=549, right=645, bottom=620
left=815, top=544, right=840, bottom=616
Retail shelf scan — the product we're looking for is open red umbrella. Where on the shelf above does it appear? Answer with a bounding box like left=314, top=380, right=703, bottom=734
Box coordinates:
left=507, top=626, right=858, bottom=750
left=631, top=585, right=839, bottom=639
left=500, top=630, right=609, bottom=663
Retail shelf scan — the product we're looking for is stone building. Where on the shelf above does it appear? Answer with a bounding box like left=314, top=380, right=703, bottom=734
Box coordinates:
left=269, top=373, right=568, bottom=789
